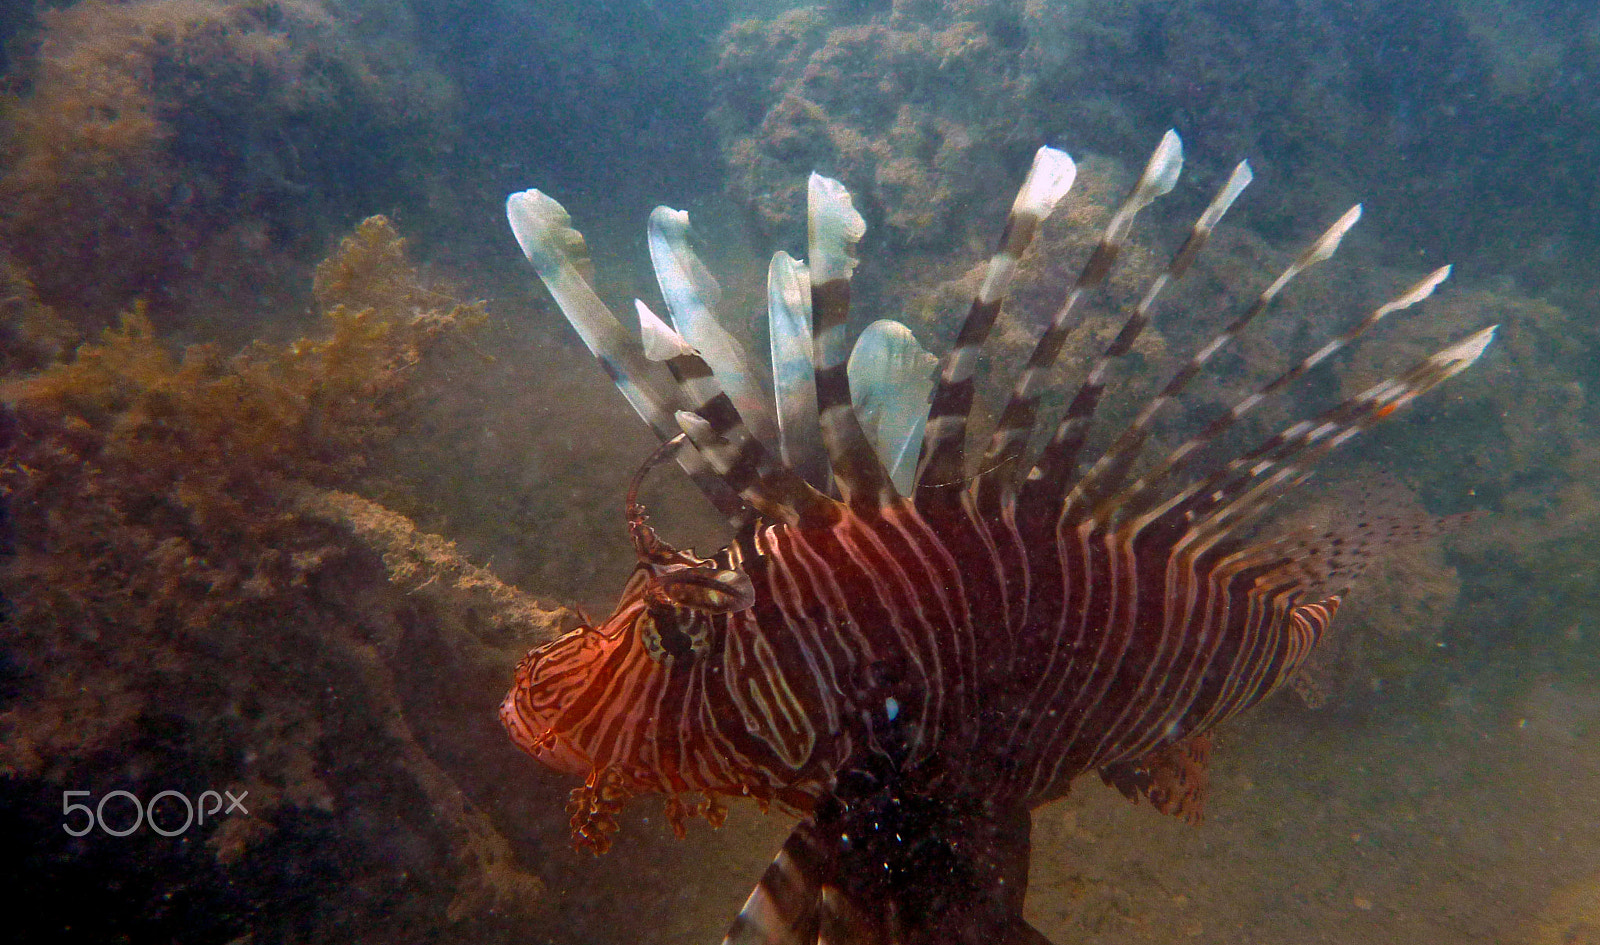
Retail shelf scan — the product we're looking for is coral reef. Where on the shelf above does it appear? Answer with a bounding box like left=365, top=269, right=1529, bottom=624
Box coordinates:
left=711, top=0, right=1600, bottom=289
left=0, top=251, right=80, bottom=375
left=0, top=0, right=458, bottom=336
left=712, top=3, right=1039, bottom=254
left=0, top=216, right=566, bottom=941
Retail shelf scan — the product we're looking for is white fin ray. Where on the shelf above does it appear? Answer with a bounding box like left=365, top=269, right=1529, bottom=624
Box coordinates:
left=648, top=206, right=777, bottom=447
left=1103, top=129, right=1183, bottom=245
left=806, top=173, right=867, bottom=373
left=1011, top=146, right=1077, bottom=219
left=637, top=299, right=694, bottom=362
left=805, top=173, right=866, bottom=285
left=507, top=190, right=745, bottom=521
left=507, top=190, right=681, bottom=438
left=1196, top=160, right=1254, bottom=232
left=848, top=320, right=938, bottom=496
left=767, top=251, right=828, bottom=491
left=1262, top=204, right=1362, bottom=297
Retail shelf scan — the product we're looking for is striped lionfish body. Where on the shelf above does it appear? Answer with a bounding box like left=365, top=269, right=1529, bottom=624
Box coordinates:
left=501, top=133, right=1494, bottom=945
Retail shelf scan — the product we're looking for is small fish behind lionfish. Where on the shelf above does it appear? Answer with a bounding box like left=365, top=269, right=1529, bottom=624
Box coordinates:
left=500, top=132, right=1493, bottom=945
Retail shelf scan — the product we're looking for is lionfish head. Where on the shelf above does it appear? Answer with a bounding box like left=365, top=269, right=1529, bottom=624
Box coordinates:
left=499, top=436, right=754, bottom=789
left=498, top=532, right=754, bottom=852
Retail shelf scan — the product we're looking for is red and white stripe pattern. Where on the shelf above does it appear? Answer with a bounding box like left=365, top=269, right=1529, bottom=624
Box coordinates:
left=502, top=131, right=1494, bottom=940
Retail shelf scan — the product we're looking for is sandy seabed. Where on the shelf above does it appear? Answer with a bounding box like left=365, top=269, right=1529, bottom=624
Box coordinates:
left=524, top=671, right=1600, bottom=945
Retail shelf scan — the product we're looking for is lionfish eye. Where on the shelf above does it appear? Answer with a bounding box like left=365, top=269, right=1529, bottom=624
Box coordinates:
left=636, top=607, right=709, bottom=663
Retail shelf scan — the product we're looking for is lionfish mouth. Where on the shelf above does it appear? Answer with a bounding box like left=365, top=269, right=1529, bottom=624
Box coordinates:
left=498, top=625, right=620, bottom=779
left=498, top=696, right=592, bottom=778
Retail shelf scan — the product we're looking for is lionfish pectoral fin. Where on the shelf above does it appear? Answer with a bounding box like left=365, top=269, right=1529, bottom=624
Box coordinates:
left=721, top=821, right=827, bottom=945
left=721, top=805, right=1050, bottom=945
left=1098, top=730, right=1214, bottom=824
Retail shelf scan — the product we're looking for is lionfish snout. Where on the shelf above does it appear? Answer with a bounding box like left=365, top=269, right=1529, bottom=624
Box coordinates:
left=499, top=615, right=637, bottom=778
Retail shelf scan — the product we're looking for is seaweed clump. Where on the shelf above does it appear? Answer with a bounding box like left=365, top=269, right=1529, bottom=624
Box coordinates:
left=0, top=217, right=566, bottom=942
left=0, top=0, right=457, bottom=335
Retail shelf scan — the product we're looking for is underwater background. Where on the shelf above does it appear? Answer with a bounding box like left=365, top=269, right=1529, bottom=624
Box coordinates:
left=1, top=0, right=1597, bottom=942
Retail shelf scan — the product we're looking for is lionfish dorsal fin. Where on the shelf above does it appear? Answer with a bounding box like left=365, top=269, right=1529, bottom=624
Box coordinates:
left=972, top=130, right=1185, bottom=517
left=767, top=251, right=830, bottom=492
left=806, top=173, right=897, bottom=510
left=1111, top=264, right=1455, bottom=529
left=848, top=320, right=937, bottom=496
left=648, top=206, right=778, bottom=447
left=916, top=145, right=1076, bottom=515
left=1069, top=200, right=1368, bottom=524
left=1019, top=159, right=1254, bottom=523
left=1171, top=324, right=1497, bottom=543
left=506, top=189, right=744, bottom=521
left=631, top=299, right=835, bottom=528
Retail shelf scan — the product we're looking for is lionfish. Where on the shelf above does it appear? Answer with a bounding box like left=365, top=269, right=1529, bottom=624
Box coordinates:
left=500, top=132, right=1493, bottom=945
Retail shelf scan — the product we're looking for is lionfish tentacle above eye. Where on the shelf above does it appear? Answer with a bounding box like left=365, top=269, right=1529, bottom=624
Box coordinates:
left=506, top=189, right=745, bottom=522
left=916, top=145, right=1077, bottom=515
left=973, top=130, right=1184, bottom=517
left=625, top=432, right=693, bottom=566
